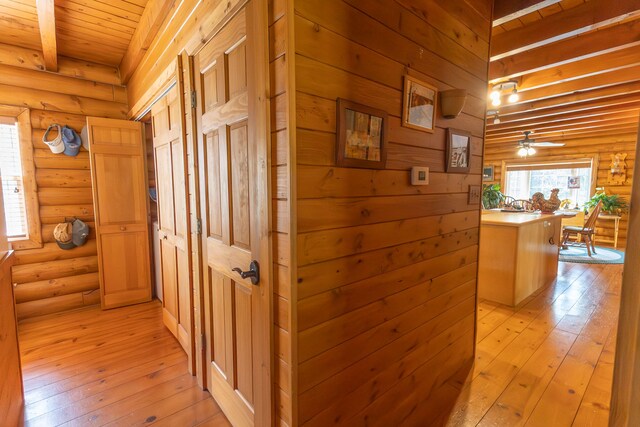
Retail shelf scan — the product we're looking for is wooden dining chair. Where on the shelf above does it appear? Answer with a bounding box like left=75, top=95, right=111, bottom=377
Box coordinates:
left=561, top=201, right=602, bottom=256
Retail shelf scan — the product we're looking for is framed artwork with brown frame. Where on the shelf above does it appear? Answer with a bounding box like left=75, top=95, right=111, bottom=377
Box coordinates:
left=402, top=75, right=438, bottom=133
left=446, top=128, right=472, bottom=173
left=336, top=98, right=388, bottom=169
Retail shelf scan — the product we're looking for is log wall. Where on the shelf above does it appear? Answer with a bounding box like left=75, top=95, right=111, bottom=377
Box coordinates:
left=0, top=43, right=128, bottom=319
left=484, top=132, right=638, bottom=249
left=291, top=0, right=491, bottom=424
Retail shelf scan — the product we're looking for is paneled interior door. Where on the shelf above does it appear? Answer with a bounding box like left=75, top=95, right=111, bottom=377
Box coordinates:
left=194, top=1, right=271, bottom=425
left=87, top=117, right=151, bottom=309
left=151, top=85, right=194, bottom=366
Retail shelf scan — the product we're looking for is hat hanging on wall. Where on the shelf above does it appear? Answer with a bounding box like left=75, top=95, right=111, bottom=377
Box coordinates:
left=62, top=126, right=82, bottom=156
left=439, top=89, right=467, bottom=119
left=54, top=218, right=89, bottom=250
left=42, top=124, right=65, bottom=154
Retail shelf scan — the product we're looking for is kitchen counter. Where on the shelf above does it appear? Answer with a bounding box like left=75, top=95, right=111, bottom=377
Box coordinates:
left=478, top=212, right=562, bottom=306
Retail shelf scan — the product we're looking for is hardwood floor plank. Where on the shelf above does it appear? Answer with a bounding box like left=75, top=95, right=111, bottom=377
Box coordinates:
left=444, top=262, right=621, bottom=426
left=18, top=301, right=229, bottom=427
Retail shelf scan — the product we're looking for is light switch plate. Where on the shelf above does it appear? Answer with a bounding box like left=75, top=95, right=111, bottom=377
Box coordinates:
left=411, top=167, right=429, bottom=185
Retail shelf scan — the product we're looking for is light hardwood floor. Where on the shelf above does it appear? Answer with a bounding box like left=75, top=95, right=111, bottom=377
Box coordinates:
left=18, top=300, right=230, bottom=427
left=445, top=261, right=621, bottom=426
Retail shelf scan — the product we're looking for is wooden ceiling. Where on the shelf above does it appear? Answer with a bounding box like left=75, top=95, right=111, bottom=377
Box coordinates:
left=485, top=0, right=640, bottom=147
left=0, top=0, right=148, bottom=67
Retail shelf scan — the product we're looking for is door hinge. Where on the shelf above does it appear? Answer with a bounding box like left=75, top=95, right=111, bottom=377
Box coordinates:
left=196, top=218, right=202, bottom=235
left=191, top=90, right=197, bottom=108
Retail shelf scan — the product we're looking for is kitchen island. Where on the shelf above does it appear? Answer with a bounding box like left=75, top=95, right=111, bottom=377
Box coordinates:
left=478, top=211, right=563, bottom=306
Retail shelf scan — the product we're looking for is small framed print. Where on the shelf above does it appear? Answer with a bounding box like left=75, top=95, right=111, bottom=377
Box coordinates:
left=568, top=176, right=581, bottom=189
left=446, top=128, right=471, bottom=173
left=483, top=165, right=494, bottom=182
left=402, top=75, right=438, bottom=133
left=336, top=98, right=388, bottom=169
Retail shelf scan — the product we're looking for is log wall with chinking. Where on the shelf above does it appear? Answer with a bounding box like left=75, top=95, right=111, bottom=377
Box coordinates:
left=291, top=0, right=491, bottom=424
left=484, top=132, right=637, bottom=249
left=0, top=43, right=128, bottom=319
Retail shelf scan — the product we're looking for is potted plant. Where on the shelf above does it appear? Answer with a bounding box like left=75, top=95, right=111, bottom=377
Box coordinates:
left=482, top=184, right=504, bottom=210
left=584, top=192, right=629, bottom=215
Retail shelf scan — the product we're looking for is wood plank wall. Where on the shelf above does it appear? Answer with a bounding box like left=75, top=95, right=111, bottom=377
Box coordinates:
left=270, top=0, right=294, bottom=425
left=484, top=131, right=638, bottom=249
left=291, top=0, right=491, bottom=424
left=0, top=43, right=128, bottom=319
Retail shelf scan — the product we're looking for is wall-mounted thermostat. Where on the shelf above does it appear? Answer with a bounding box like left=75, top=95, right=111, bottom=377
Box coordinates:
left=411, top=167, right=429, bottom=185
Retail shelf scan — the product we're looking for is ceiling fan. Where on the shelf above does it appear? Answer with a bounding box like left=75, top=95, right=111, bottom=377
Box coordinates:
left=516, top=131, right=565, bottom=157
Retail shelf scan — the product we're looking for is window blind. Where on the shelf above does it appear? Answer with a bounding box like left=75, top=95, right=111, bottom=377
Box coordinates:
left=0, top=122, right=28, bottom=239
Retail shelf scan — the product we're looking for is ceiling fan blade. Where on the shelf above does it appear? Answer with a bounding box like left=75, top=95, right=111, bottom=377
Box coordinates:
left=530, top=142, right=565, bottom=147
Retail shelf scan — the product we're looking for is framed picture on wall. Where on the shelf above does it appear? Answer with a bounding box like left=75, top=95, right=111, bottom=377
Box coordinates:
left=446, top=128, right=471, bottom=173
left=402, top=75, right=438, bottom=133
left=483, top=165, right=494, bottom=181
left=336, top=98, right=388, bottom=169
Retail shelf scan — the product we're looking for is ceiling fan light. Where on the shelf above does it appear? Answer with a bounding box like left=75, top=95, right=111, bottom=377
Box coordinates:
left=490, top=89, right=500, bottom=100
left=491, top=97, right=501, bottom=107
left=527, top=147, right=536, bottom=155
left=508, top=89, right=519, bottom=103
left=517, top=147, right=528, bottom=157
left=493, top=116, right=501, bottom=124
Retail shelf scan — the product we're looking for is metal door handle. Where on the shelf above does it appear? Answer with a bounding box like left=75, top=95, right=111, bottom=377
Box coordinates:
left=232, top=260, right=260, bottom=285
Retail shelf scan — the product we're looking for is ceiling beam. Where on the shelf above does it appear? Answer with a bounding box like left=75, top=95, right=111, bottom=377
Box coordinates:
left=487, top=103, right=640, bottom=132
left=119, top=0, right=176, bottom=85
left=510, top=65, right=640, bottom=105
left=514, top=47, right=640, bottom=89
left=489, top=18, right=640, bottom=80
left=498, top=81, right=640, bottom=116
left=491, top=0, right=640, bottom=60
left=492, top=0, right=561, bottom=27
left=35, top=0, right=57, bottom=72
left=486, top=122, right=640, bottom=143
left=486, top=113, right=640, bottom=138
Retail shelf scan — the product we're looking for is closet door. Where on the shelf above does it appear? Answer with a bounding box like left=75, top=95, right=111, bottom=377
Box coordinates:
left=87, top=117, right=151, bottom=309
left=151, top=85, right=193, bottom=362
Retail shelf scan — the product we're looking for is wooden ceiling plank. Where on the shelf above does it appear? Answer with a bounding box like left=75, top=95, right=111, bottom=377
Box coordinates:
left=491, top=0, right=640, bottom=60
left=489, top=18, right=640, bottom=80
left=487, top=103, right=640, bottom=132
left=36, top=0, right=58, bottom=71
left=486, top=113, right=640, bottom=138
left=61, top=0, right=142, bottom=22
left=486, top=122, right=640, bottom=143
left=493, top=0, right=562, bottom=26
left=512, top=65, right=640, bottom=105
left=497, top=81, right=640, bottom=116
left=119, top=0, right=175, bottom=84
left=494, top=92, right=640, bottom=120
left=513, top=46, right=640, bottom=89
left=55, top=0, right=139, bottom=29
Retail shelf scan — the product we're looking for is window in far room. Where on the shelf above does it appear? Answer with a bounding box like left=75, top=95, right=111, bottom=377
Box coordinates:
left=503, top=159, right=596, bottom=208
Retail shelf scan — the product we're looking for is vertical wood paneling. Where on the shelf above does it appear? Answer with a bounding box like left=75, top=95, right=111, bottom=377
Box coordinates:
left=293, top=0, right=491, bottom=424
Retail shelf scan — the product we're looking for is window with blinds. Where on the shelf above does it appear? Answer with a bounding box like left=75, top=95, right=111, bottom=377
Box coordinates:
left=0, top=122, right=28, bottom=239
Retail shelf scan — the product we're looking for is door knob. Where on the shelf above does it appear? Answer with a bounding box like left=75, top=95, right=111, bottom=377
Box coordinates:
left=232, top=260, right=260, bottom=285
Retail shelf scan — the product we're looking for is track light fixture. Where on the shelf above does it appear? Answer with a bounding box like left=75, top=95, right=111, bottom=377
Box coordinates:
left=487, top=109, right=500, bottom=124
left=489, top=80, right=519, bottom=106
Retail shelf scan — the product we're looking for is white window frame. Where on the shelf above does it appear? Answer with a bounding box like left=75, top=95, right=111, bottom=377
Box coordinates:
left=0, top=106, right=42, bottom=250
left=500, top=156, right=599, bottom=205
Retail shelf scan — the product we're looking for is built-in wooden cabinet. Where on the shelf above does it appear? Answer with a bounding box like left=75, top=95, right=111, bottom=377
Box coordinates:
left=87, top=117, right=152, bottom=309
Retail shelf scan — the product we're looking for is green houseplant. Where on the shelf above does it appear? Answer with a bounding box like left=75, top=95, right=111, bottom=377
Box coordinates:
left=482, top=184, right=504, bottom=209
left=584, top=192, right=629, bottom=215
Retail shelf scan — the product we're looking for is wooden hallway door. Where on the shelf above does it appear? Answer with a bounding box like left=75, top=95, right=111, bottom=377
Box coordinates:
left=151, top=84, right=194, bottom=368
left=87, top=117, right=151, bottom=309
left=194, top=0, right=271, bottom=425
